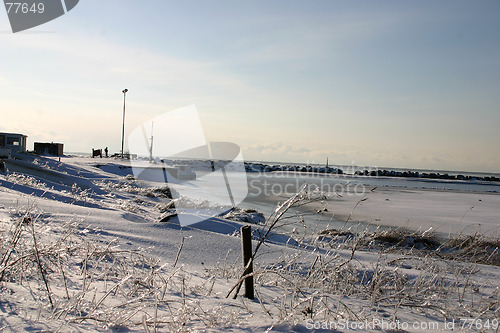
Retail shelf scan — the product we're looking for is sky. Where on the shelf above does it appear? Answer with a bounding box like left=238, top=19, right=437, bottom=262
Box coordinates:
left=1, top=0, right=500, bottom=173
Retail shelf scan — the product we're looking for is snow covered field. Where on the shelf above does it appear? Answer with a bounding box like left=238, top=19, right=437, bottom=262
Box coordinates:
left=0, top=155, right=499, bottom=332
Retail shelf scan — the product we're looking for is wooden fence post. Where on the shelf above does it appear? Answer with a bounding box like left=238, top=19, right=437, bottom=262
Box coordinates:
left=241, top=225, right=254, bottom=299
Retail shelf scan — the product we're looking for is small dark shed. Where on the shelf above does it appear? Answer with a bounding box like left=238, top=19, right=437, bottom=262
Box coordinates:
left=34, top=142, right=64, bottom=156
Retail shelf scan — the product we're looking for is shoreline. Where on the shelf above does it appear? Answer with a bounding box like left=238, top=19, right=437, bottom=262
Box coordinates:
left=244, top=161, right=500, bottom=182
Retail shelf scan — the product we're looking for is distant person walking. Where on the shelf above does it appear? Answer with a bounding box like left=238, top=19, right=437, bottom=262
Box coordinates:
left=105, top=147, right=109, bottom=158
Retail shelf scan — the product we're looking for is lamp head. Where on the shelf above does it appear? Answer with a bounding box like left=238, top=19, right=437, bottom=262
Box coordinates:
left=122, top=89, right=128, bottom=93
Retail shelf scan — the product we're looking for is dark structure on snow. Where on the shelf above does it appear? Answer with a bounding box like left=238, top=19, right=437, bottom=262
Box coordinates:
left=34, top=142, right=64, bottom=156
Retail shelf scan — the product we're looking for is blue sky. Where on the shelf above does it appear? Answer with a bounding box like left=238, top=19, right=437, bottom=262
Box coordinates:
left=1, top=1, right=500, bottom=172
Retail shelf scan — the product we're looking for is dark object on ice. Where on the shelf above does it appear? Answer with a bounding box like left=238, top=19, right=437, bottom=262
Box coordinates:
left=92, top=148, right=102, bottom=158
left=370, top=229, right=440, bottom=249
left=160, top=209, right=178, bottom=222
left=222, top=208, right=266, bottom=224
left=157, top=200, right=176, bottom=213
left=152, top=187, right=173, bottom=199
left=319, top=229, right=356, bottom=238
left=34, top=142, right=64, bottom=156
left=104, top=147, right=109, bottom=158
left=111, top=152, right=137, bottom=159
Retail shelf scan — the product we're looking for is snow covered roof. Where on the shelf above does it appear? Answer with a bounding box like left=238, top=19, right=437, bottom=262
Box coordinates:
left=0, top=132, right=27, bottom=137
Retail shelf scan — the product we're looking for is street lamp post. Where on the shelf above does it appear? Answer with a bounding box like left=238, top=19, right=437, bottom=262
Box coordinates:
left=121, top=88, right=128, bottom=158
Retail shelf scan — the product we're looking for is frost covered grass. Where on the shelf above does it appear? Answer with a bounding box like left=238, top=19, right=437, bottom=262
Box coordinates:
left=0, top=193, right=499, bottom=332
left=93, top=179, right=174, bottom=199
left=220, top=188, right=500, bottom=330
left=317, top=226, right=500, bottom=266
left=248, top=235, right=500, bottom=326
left=0, top=204, right=249, bottom=332
left=0, top=156, right=499, bottom=332
left=4, top=173, right=47, bottom=189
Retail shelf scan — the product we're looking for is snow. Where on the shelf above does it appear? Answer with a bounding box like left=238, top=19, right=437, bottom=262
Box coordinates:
left=0, top=154, right=499, bottom=332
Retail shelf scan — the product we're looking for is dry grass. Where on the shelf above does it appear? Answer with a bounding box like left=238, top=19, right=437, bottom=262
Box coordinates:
left=317, top=226, right=500, bottom=266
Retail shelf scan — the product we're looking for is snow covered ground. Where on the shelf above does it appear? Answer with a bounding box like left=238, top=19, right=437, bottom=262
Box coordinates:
left=243, top=171, right=500, bottom=239
left=0, top=155, right=499, bottom=332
